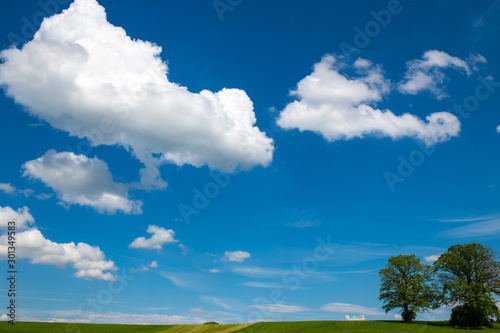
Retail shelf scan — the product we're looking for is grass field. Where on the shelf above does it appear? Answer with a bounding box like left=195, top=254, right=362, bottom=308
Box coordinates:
left=0, top=321, right=499, bottom=332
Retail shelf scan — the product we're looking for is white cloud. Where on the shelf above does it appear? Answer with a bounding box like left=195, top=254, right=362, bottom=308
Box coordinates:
left=345, top=315, right=365, bottom=321
left=0, top=0, right=273, bottom=190
left=41, top=310, right=205, bottom=325
left=497, top=124, right=500, bottom=133
left=223, top=250, right=251, bottom=263
left=467, top=54, right=488, bottom=71
left=248, top=304, right=311, bottom=313
left=22, top=150, right=142, bottom=215
left=129, top=261, right=157, bottom=273
left=231, top=266, right=283, bottom=277
left=0, top=206, right=35, bottom=229
left=277, top=54, right=461, bottom=146
left=394, top=314, right=403, bottom=320
left=160, top=272, right=204, bottom=290
left=0, top=228, right=116, bottom=280
left=440, top=218, right=500, bottom=238
left=288, top=220, right=321, bottom=228
left=424, top=254, right=441, bottom=264
left=189, top=307, right=204, bottom=313
left=0, top=183, right=16, bottom=194
left=27, top=306, right=247, bottom=325
left=204, top=268, right=221, bottom=273
left=129, top=266, right=149, bottom=273
left=0, top=314, right=8, bottom=320
left=129, top=225, right=178, bottom=250
left=398, top=50, right=486, bottom=99
left=243, top=282, right=293, bottom=289
left=36, top=193, right=54, bottom=200
left=199, top=296, right=241, bottom=312
left=0, top=183, right=33, bottom=197
left=435, top=214, right=498, bottom=223
left=178, top=243, right=189, bottom=254
left=320, top=303, right=384, bottom=315
left=247, top=301, right=389, bottom=317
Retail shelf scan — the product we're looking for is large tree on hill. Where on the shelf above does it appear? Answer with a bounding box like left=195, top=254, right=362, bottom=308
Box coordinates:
left=379, top=254, right=440, bottom=322
left=434, top=243, right=500, bottom=328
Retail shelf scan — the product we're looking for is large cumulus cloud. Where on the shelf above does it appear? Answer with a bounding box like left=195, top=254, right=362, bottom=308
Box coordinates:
left=0, top=0, right=274, bottom=189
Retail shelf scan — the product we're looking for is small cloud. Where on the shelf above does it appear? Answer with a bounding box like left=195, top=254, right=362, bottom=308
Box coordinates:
left=21, top=189, right=34, bottom=197
left=189, top=307, right=204, bottom=313
left=440, top=217, right=500, bottom=239
left=178, top=243, right=189, bottom=254
left=496, top=124, right=500, bottom=133
left=0, top=183, right=16, bottom=194
left=424, top=254, right=441, bottom=264
left=398, top=50, right=485, bottom=99
left=23, top=150, right=142, bottom=214
left=288, top=220, right=321, bottom=228
left=0, top=206, right=35, bottom=229
left=159, top=272, right=203, bottom=290
left=435, top=214, right=498, bottom=223
left=467, top=53, right=487, bottom=71
left=231, top=266, right=284, bottom=278
left=394, top=314, right=402, bottom=320
left=129, top=266, right=150, bottom=273
left=129, top=225, right=178, bottom=250
left=0, top=183, right=33, bottom=197
left=345, top=315, right=365, bottom=321
left=203, top=269, right=221, bottom=273
left=320, top=303, right=384, bottom=316
left=141, top=306, right=171, bottom=312
left=36, top=193, right=54, bottom=200
left=243, top=282, right=293, bottom=289
left=199, top=296, right=244, bottom=312
left=353, top=58, right=372, bottom=68
left=248, top=304, right=311, bottom=313
left=0, top=314, right=8, bottom=320
left=0, top=228, right=117, bottom=281
left=222, top=251, right=250, bottom=263
left=129, top=260, right=158, bottom=273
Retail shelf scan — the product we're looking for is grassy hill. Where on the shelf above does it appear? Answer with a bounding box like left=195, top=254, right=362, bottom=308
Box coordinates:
left=0, top=321, right=499, bottom=332
left=232, top=321, right=500, bottom=332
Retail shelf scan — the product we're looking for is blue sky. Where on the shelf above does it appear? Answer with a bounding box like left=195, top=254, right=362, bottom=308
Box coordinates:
left=0, top=0, right=500, bottom=325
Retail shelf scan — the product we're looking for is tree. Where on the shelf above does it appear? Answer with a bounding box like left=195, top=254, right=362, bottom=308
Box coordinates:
left=434, top=242, right=500, bottom=328
left=379, top=254, right=440, bottom=322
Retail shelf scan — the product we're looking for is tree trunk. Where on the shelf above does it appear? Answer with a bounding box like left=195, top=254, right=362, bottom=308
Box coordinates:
left=403, top=304, right=412, bottom=323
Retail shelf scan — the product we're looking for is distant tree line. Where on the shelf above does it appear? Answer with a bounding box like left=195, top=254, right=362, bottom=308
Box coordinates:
left=379, top=242, right=500, bottom=328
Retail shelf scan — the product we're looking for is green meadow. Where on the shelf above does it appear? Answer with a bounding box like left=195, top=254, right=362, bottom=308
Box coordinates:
left=1, top=321, right=499, bottom=333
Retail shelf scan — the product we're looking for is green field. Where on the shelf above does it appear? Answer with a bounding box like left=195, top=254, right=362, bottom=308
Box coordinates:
left=0, top=321, right=499, bottom=333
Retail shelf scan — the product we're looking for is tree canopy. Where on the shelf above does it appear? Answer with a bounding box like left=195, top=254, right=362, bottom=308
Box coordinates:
left=379, top=254, right=440, bottom=322
left=434, top=242, right=500, bottom=327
